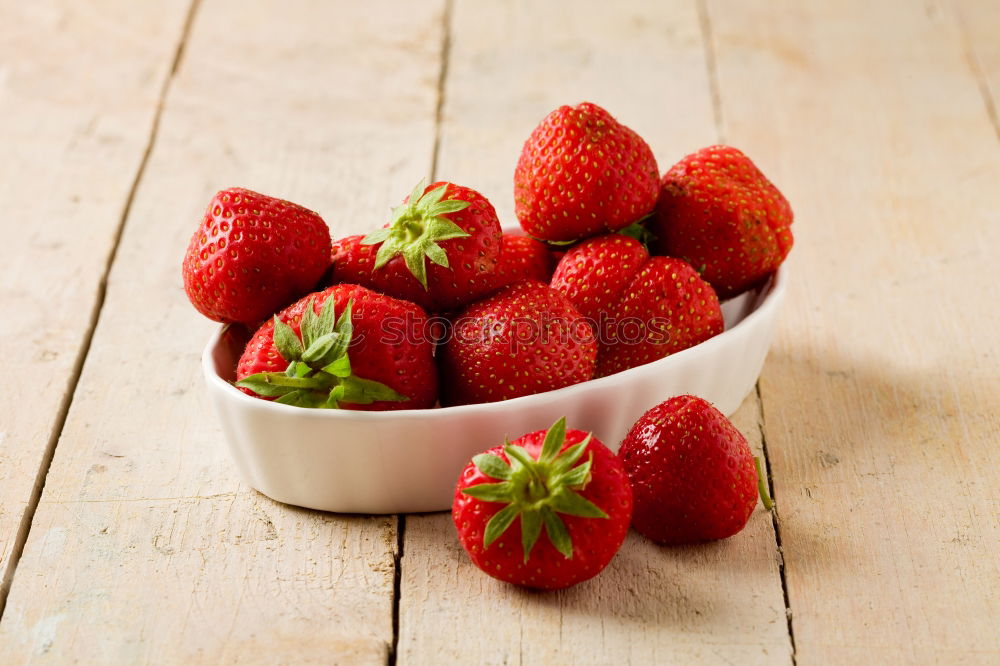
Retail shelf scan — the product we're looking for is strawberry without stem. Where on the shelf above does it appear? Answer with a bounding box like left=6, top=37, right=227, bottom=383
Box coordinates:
left=550, top=234, right=649, bottom=323
left=494, top=234, right=556, bottom=288
left=328, top=181, right=502, bottom=311
left=514, top=102, right=659, bottom=242
left=236, top=284, right=436, bottom=410
left=597, top=257, right=724, bottom=377
left=182, top=188, right=331, bottom=325
left=618, top=395, right=770, bottom=544
left=549, top=234, right=724, bottom=377
left=454, top=418, right=633, bottom=589
left=439, top=281, right=596, bottom=406
left=652, top=145, right=793, bottom=298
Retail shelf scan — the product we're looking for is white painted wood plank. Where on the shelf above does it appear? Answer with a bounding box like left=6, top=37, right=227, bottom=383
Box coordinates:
left=398, top=1, right=792, bottom=663
left=707, top=0, right=1000, bottom=661
left=0, top=0, right=193, bottom=606
left=0, top=0, right=445, bottom=662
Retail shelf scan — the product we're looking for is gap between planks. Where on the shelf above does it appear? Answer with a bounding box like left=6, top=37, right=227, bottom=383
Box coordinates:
left=699, top=0, right=796, bottom=659
left=950, top=2, right=1000, bottom=144
left=0, top=0, right=203, bottom=622
left=388, top=1, right=454, bottom=663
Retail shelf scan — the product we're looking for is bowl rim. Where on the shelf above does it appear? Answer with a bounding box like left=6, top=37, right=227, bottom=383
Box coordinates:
left=202, top=267, right=785, bottom=421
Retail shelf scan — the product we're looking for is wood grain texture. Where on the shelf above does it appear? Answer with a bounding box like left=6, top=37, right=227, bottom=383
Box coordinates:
left=400, top=394, right=789, bottom=665
left=706, top=0, right=1000, bottom=661
left=952, top=0, right=1000, bottom=140
left=0, top=0, right=193, bottom=607
left=0, top=0, right=445, bottom=662
left=398, top=1, right=792, bottom=663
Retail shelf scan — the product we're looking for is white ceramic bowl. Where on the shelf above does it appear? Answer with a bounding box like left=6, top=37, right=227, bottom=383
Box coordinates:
left=203, top=268, right=785, bottom=514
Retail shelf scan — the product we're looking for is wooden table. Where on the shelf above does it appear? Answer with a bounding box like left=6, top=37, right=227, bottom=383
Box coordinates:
left=1, top=0, right=998, bottom=663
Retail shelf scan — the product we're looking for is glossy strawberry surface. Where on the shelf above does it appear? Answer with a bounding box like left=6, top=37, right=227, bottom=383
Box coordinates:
left=182, top=188, right=331, bottom=325
left=237, top=284, right=437, bottom=410
left=494, top=234, right=556, bottom=288
left=454, top=424, right=632, bottom=589
left=514, top=102, right=659, bottom=242
left=619, top=395, right=759, bottom=544
left=550, top=234, right=648, bottom=324
left=439, top=281, right=596, bottom=406
left=596, top=257, right=723, bottom=377
left=653, top=145, right=793, bottom=298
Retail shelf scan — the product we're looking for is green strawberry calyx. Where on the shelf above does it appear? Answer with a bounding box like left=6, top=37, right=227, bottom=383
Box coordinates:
left=360, top=179, right=471, bottom=289
left=235, top=297, right=408, bottom=409
left=461, top=417, right=608, bottom=562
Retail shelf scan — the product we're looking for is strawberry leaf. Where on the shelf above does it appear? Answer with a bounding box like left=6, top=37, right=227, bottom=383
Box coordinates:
left=520, top=511, right=542, bottom=562
left=548, top=490, right=608, bottom=519
left=462, top=482, right=514, bottom=503
left=540, top=506, right=573, bottom=558
left=483, top=504, right=519, bottom=548
left=539, top=417, right=567, bottom=463
left=273, top=316, right=303, bottom=362
left=472, top=453, right=513, bottom=481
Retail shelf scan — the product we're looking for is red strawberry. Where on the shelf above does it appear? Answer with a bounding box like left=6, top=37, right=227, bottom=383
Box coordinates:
left=652, top=145, right=793, bottom=298
left=549, top=235, right=724, bottom=377
left=453, top=418, right=633, bottom=589
left=494, top=234, right=555, bottom=288
left=439, top=281, right=596, bottom=406
left=182, top=188, right=331, bottom=325
left=618, top=395, right=770, bottom=544
left=550, top=234, right=649, bottom=323
left=597, top=257, right=724, bottom=377
left=328, top=181, right=502, bottom=311
left=514, top=102, right=659, bottom=242
left=236, top=284, right=436, bottom=410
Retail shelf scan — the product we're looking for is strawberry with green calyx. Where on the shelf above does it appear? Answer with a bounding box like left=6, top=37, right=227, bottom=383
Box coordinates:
left=236, top=297, right=406, bottom=409
left=453, top=418, right=633, bottom=590
left=362, top=179, right=472, bottom=288
left=329, top=181, right=502, bottom=311
left=236, top=284, right=437, bottom=410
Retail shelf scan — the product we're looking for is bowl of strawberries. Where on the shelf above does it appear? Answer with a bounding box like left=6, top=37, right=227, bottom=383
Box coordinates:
left=189, top=102, right=792, bottom=514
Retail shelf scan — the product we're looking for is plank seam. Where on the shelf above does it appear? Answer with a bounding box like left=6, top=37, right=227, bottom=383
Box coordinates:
left=0, top=0, right=202, bottom=621
left=696, top=0, right=727, bottom=144
left=388, top=4, right=451, bottom=661
left=756, top=384, right=797, bottom=664
left=387, top=515, right=405, bottom=666
left=951, top=2, right=1000, bottom=144
left=429, top=0, right=454, bottom=181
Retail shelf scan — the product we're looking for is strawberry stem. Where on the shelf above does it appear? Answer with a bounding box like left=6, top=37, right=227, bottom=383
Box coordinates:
left=754, top=456, right=775, bottom=511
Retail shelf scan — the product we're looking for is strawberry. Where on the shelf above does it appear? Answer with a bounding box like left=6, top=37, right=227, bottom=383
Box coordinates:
left=438, top=281, right=596, bottom=406
left=652, top=145, right=793, bottom=298
left=549, top=235, right=724, bottom=377
left=596, top=257, right=724, bottom=377
left=453, top=418, right=633, bottom=589
left=327, top=180, right=502, bottom=311
left=236, top=284, right=436, bottom=410
left=182, top=188, right=331, bottom=325
left=618, top=395, right=771, bottom=544
left=549, top=234, right=649, bottom=323
left=514, top=102, right=659, bottom=242
left=494, top=234, right=555, bottom=288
